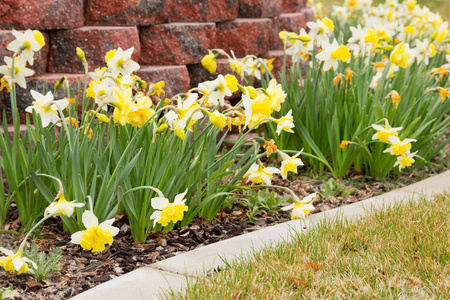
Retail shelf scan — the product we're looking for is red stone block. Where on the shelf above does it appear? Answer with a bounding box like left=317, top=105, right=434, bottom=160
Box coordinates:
left=238, top=0, right=283, bottom=18
left=266, top=50, right=292, bottom=81
left=301, top=7, right=315, bottom=22
left=187, top=58, right=257, bottom=89
left=135, top=65, right=190, bottom=99
left=0, top=0, right=84, bottom=30
left=140, top=23, right=216, bottom=65
left=85, top=0, right=170, bottom=26
left=0, top=30, right=50, bottom=75
left=215, top=19, right=272, bottom=57
left=169, top=0, right=239, bottom=22
left=280, top=0, right=307, bottom=13
left=0, top=73, right=87, bottom=114
left=48, top=27, right=140, bottom=73
left=271, top=12, right=307, bottom=50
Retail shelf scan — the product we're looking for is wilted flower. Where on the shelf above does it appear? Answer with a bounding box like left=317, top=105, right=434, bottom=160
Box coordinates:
left=44, top=193, right=85, bottom=218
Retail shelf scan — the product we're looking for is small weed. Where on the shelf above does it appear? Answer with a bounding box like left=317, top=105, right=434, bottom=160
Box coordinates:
left=23, top=242, right=62, bottom=281
left=239, top=189, right=290, bottom=223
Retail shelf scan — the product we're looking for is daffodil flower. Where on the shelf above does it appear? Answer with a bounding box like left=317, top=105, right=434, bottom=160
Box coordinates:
left=371, top=120, right=402, bottom=143
left=44, top=193, right=85, bottom=218
left=245, top=162, right=280, bottom=185
left=70, top=210, right=119, bottom=253
left=316, top=39, right=351, bottom=71
left=201, top=50, right=219, bottom=74
left=150, top=188, right=189, bottom=227
left=394, top=151, right=418, bottom=171
left=0, top=56, right=35, bottom=89
left=6, top=29, right=44, bottom=65
left=25, top=90, right=69, bottom=127
left=274, top=110, right=295, bottom=135
left=0, top=248, right=36, bottom=275
left=390, top=43, right=413, bottom=68
left=282, top=192, right=317, bottom=220
left=107, top=47, right=140, bottom=77
left=384, top=135, right=417, bottom=156
left=307, top=19, right=331, bottom=47
left=278, top=149, right=304, bottom=179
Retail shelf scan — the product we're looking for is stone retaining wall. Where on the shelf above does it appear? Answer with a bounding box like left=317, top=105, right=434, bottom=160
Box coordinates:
left=0, top=0, right=312, bottom=111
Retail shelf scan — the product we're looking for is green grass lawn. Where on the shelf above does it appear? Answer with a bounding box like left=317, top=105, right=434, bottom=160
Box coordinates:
left=319, top=0, right=450, bottom=21
left=168, top=193, right=450, bottom=299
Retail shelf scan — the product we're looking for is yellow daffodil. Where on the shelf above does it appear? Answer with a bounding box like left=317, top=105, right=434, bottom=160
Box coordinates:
left=149, top=80, right=165, bottom=98
left=201, top=50, right=219, bottom=74
left=390, top=43, right=412, bottom=68
left=384, top=135, right=416, bottom=156
left=282, top=192, right=316, bottom=220
left=0, top=248, right=36, bottom=275
left=278, top=149, right=304, bottom=179
left=150, top=188, right=189, bottom=227
left=127, top=96, right=155, bottom=127
left=371, top=120, right=402, bottom=143
left=274, top=109, right=295, bottom=135
left=266, top=78, right=287, bottom=112
left=394, top=151, right=418, bottom=171
left=208, top=110, right=227, bottom=130
left=244, top=162, right=280, bottom=185
left=70, top=210, right=119, bottom=253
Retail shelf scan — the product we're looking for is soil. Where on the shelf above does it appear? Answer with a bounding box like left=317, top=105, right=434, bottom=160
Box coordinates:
left=0, top=152, right=448, bottom=300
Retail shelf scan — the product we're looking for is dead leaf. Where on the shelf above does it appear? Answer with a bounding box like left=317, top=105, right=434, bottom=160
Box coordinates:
left=26, top=281, right=42, bottom=288
left=307, top=262, right=320, bottom=270
left=406, top=276, right=424, bottom=287
left=389, top=274, right=400, bottom=288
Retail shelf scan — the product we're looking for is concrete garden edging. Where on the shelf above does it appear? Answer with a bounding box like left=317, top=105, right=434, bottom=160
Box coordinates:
left=71, top=170, right=450, bottom=300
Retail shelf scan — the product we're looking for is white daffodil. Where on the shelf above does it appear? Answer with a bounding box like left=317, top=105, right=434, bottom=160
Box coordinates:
left=274, top=109, right=295, bottom=135
left=25, top=90, right=69, bottom=127
left=0, top=247, right=36, bottom=275
left=282, top=192, right=317, bottom=220
left=107, top=47, right=140, bottom=77
left=92, top=79, right=114, bottom=110
left=150, top=188, right=189, bottom=227
left=278, top=149, right=304, bottom=179
left=243, top=57, right=262, bottom=80
left=0, top=56, right=34, bottom=89
left=70, top=210, right=119, bottom=253
left=307, top=19, right=332, bottom=47
left=44, top=193, right=85, bottom=218
left=6, top=29, right=44, bottom=65
left=384, top=135, right=417, bottom=156
left=316, top=39, right=351, bottom=72
left=245, top=163, right=280, bottom=185
left=411, top=39, right=436, bottom=66
left=200, top=75, right=232, bottom=106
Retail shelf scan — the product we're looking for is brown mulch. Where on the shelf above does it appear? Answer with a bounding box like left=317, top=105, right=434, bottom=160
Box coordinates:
left=0, top=153, right=448, bottom=299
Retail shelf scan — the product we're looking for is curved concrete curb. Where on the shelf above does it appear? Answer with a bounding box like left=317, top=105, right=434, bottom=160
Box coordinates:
left=71, top=170, right=450, bottom=300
